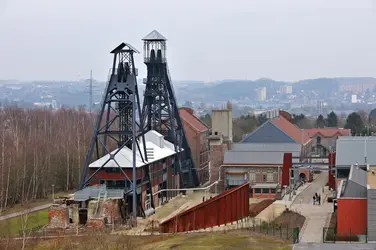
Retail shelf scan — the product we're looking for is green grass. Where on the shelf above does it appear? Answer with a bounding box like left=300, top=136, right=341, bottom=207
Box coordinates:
left=0, top=191, right=71, bottom=217
left=0, top=209, right=49, bottom=237
left=22, top=231, right=292, bottom=250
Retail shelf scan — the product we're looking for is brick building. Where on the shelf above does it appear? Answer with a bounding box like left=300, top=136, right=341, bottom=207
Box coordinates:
left=221, top=111, right=313, bottom=196
left=179, top=107, right=210, bottom=185
left=87, top=130, right=180, bottom=216
left=305, top=128, right=350, bottom=156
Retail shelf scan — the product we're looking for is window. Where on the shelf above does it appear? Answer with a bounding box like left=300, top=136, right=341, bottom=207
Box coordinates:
left=263, top=174, right=266, bottom=182
left=266, top=172, right=274, bottom=182
left=262, top=188, right=270, bottom=194
left=249, top=172, right=256, bottom=182
left=254, top=188, right=261, bottom=193
left=317, top=136, right=321, bottom=144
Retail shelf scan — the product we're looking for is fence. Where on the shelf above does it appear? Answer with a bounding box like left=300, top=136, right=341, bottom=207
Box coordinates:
left=159, top=183, right=249, bottom=233
left=323, top=227, right=368, bottom=243
left=246, top=217, right=300, bottom=244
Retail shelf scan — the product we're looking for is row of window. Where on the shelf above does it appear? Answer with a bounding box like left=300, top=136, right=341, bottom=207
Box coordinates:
left=250, top=188, right=276, bottom=194
left=249, top=172, right=274, bottom=182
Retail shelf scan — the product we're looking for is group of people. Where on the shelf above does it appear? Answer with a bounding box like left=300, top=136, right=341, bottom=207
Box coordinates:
left=313, top=192, right=321, bottom=205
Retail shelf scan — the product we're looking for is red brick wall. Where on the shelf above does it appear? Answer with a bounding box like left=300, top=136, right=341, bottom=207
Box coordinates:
left=48, top=205, right=69, bottom=229
left=337, top=198, right=367, bottom=235
left=209, top=143, right=228, bottom=192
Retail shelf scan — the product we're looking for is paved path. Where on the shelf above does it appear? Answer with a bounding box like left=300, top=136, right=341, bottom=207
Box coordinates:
left=294, top=243, right=376, bottom=250
left=0, top=204, right=51, bottom=221
left=291, top=172, right=333, bottom=243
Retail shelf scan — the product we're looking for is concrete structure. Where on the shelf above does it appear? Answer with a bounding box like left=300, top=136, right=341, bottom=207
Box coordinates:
left=211, top=105, right=232, bottom=143
left=208, top=103, right=233, bottom=192
left=223, top=143, right=301, bottom=198
left=179, top=107, right=210, bottom=185
left=305, top=128, right=351, bottom=156
left=336, top=136, right=376, bottom=178
left=336, top=165, right=367, bottom=236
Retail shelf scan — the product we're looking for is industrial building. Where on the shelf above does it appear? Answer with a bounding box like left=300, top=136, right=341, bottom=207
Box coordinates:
left=179, top=107, right=210, bottom=185
left=221, top=110, right=313, bottom=195
left=87, top=130, right=180, bottom=216
left=48, top=30, right=200, bottom=229
left=305, top=128, right=350, bottom=157
left=336, top=137, right=376, bottom=178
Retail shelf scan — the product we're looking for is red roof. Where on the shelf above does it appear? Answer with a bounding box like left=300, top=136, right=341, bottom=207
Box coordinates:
left=179, top=108, right=209, bottom=132
left=305, top=128, right=351, bottom=138
left=272, top=115, right=311, bottom=144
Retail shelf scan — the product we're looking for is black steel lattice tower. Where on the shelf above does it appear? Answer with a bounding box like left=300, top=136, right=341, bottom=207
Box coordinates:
left=79, top=43, right=154, bottom=217
left=141, top=30, right=199, bottom=188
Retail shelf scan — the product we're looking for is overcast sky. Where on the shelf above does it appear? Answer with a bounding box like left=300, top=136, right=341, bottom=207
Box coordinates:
left=0, top=0, right=375, bottom=82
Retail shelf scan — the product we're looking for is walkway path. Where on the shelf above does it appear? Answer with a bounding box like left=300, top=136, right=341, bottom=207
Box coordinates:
left=291, top=172, right=333, bottom=243
left=0, top=204, right=51, bottom=221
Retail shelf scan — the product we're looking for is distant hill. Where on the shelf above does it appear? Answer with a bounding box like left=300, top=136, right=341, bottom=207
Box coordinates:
left=174, top=77, right=376, bottom=103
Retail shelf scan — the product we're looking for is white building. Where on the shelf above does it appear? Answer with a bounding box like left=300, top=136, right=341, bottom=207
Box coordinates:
left=351, top=94, right=358, bottom=103
left=280, top=85, right=293, bottom=94
left=257, top=87, right=267, bottom=101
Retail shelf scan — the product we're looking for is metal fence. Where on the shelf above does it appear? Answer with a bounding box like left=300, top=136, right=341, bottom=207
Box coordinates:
left=159, top=183, right=249, bottom=233
left=323, top=227, right=367, bottom=243
left=246, top=217, right=300, bottom=243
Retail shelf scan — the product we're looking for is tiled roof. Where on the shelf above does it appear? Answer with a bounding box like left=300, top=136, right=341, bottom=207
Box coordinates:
left=305, top=128, right=351, bottom=138
left=179, top=108, right=209, bottom=132
left=271, top=116, right=311, bottom=145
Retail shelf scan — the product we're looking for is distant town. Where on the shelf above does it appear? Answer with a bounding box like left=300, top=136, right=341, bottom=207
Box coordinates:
left=1, top=77, right=376, bottom=119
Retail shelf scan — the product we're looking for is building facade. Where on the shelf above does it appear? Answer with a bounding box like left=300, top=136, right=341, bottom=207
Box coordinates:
left=88, top=130, right=180, bottom=215
left=222, top=143, right=301, bottom=198
left=305, top=128, right=351, bottom=156
left=179, top=107, right=210, bottom=185
left=336, top=137, right=376, bottom=178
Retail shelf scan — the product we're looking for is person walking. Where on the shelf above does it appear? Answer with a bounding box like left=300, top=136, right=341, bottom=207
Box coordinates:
left=313, top=195, right=316, bottom=205
left=318, top=194, right=321, bottom=205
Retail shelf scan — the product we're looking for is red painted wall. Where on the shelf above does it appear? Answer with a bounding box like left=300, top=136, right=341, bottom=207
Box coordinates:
left=328, top=152, right=336, bottom=190
left=337, top=198, right=367, bottom=235
left=282, top=153, right=292, bottom=186
left=160, top=183, right=249, bottom=233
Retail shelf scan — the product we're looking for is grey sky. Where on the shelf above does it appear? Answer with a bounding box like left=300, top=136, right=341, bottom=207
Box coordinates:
left=0, top=0, right=375, bottom=82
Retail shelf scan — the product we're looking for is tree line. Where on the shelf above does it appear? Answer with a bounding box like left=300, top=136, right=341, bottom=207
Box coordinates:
left=0, top=106, right=94, bottom=212
left=201, top=109, right=376, bottom=142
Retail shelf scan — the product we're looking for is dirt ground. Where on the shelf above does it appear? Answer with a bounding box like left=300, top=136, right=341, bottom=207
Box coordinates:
left=249, top=199, right=274, bottom=217
left=274, top=210, right=305, bottom=229
left=1, top=230, right=292, bottom=250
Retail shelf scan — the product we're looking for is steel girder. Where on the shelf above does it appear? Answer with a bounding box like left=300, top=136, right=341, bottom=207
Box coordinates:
left=79, top=43, right=154, bottom=210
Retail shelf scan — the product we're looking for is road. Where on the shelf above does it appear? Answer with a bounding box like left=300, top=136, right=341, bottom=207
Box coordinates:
left=0, top=203, right=51, bottom=221
left=293, top=171, right=328, bottom=205
left=291, top=172, right=333, bottom=243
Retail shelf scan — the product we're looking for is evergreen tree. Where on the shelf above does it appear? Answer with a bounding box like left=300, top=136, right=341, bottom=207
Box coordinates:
left=316, top=114, right=326, bottom=128
left=345, top=112, right=365, bottom=136
left=326, top=111, right=338, bottom=127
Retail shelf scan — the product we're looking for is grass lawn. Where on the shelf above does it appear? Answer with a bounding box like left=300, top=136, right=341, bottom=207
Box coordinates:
left=5, top=230, right=292, bottom=250
left=0, top=191, right=71, bottom=217
left=0, top=209, right=49, bottom=237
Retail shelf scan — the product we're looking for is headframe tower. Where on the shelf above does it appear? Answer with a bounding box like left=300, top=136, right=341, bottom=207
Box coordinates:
left=79, top=43, right=154, bottom=220
left=141, top=30, right=199, bottom=187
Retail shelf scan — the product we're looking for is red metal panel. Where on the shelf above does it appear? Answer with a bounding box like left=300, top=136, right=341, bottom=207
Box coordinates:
left=159, top=183, right=249, bottom=233
left=337, top=198, right=367, bottom=235
left=282, top=153, right=292, bottom=187
left=328, top=152, right=336, bottom=190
